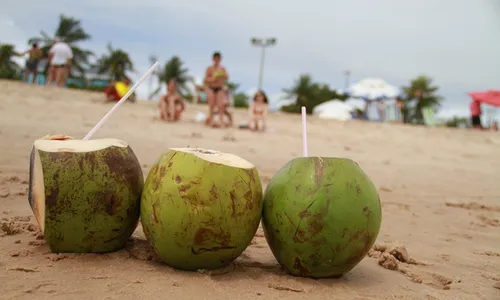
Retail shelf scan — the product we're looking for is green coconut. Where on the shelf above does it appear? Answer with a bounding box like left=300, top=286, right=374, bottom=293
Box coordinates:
left=141, top=148, right=263, bottom=271
left=28, top=135, right=144, bottom=253
left=262, top=157, right=382, bottom=278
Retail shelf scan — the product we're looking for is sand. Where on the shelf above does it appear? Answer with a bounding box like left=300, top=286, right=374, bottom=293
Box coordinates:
left=0, top=80, right=499, bottom=300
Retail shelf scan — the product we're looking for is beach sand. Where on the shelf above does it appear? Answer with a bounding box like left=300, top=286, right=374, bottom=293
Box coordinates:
left=0, top=80, right=499, bottom=300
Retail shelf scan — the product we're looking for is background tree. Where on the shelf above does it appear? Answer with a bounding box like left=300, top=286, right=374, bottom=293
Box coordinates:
left=29, top=14, right=94, bottom=75
left=96, top=43, right=134, bottom=81
left=445, top=116, right=469, bottom=128
left=0, top=44, right=21, bottom=79
left=401, top=75, right=443, bottom=124
left=225, top=82, right=250, bottom=108
left=281, top=74, right=346, bottom=114
left=149, top=56, right=191, bottom=99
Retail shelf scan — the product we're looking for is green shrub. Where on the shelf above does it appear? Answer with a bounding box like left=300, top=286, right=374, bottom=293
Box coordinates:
left=233, top=92, right=249, bottom=108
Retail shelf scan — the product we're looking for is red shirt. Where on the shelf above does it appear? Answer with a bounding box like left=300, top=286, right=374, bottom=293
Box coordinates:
left=470, top=100, right=481, bottom=116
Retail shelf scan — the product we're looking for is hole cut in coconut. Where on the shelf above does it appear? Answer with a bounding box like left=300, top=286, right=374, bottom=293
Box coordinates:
left=33, top=138, right=128, bottom=153
left=29, top=138, right=129, bottom=233
left=170, top=147, right=254, bottom=169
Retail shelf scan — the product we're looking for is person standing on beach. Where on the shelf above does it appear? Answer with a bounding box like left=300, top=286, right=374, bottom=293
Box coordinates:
left=395, top=97, right=404, bottom=123
left=47, top=38, right=73, bottom=87
left=203, top=52, right=229, bottom=127
left=470, top=99, right=483, bottom=130
left=22, top=43, right=42, bottom=84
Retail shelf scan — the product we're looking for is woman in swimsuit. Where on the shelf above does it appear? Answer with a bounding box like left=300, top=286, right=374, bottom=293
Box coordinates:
left=204, top=52, right=229, bottom=127
left=248, top=90, right=269, bottom=132
left=159, top=80, right=185, bottom=122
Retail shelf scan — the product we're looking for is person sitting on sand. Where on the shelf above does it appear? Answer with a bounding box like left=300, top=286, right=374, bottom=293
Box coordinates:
left=104, top=78, right=136, bottom=103
left=159, top=79, right=185, bottom=122
left=248, top=90, right=269, bottom=132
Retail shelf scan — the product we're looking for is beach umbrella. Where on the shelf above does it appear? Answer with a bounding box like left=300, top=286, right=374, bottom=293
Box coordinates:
left=468, top=90, right=500, bottom=107
left=347, top=78, right=400, bottom=100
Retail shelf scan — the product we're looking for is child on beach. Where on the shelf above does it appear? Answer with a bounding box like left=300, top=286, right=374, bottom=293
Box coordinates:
left=159, top=80, right=185, bottom=122
left=248, top=90, right=269, bottom=132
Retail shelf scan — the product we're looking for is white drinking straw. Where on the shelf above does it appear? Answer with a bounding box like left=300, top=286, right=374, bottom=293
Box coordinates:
left=82, top=62, right=160, bottom=140
left=301, top=106, right=308, bottom=157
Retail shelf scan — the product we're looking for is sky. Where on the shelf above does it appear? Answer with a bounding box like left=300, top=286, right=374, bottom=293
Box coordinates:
left=1, top=0, right=500, bottom=119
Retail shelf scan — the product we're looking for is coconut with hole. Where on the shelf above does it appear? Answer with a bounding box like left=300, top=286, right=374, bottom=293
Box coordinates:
left=28, top=134, right=144, bottom=253
left=261, top=157, right=382, bottom=278
left=141, top=148, right=263, bottom=270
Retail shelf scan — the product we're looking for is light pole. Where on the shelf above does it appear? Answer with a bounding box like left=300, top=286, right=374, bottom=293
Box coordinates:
left=148, top=54, right=158, bottom=100
left=251, top=37, right=277, bottom=91
left=343, top=70, right=351, bottom=90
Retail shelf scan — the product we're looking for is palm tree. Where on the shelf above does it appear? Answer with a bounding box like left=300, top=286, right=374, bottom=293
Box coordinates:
left=281, top=74, right=318, bottom=113
left=281, top=74, right=343, bottom=114
left=95, top=43, right=134, bottom=81
left=149, top=56, right=191, bottom=99
left=0, top=44, right=21, bottom=79
left=401, top=75, right=443, bottom=124
left=226, top=81, right=240, bottom=93
left=28, top=14, right=94, bottom=75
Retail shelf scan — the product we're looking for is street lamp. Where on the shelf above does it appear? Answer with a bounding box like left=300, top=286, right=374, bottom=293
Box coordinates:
left=148, top=54, right=158, bottom=100
left=343, top=70, right=351, bottom=90
left=251, top=37, right=277, bottom=91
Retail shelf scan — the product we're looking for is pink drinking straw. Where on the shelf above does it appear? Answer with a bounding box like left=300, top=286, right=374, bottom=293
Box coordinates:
left=301, top=106, right=308, bottom=157
left=83, top=62, right=160, bottom=140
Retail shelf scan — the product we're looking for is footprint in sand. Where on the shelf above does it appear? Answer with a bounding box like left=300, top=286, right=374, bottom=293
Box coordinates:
left=222, top=134, right=236, bottom=142
left=475, top=215, right=500, bottom=227
left=473, top=251, right=500, bottom=257
left=0, top=188, right=10, bottom=198
left=445, top=201, right=500, bottom=213
left=0, top=216, right=39, bottom=237
left=369, top=243, right=454, bottom=289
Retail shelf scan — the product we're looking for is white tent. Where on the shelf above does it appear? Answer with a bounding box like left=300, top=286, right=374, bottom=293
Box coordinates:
left=313, top=100, right=354, bottom=121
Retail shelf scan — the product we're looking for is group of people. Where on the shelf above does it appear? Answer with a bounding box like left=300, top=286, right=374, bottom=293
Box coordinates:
left=23, top=38, right=73, bottom=87
left=22, top=42, right=269, bottom=131
left=158, top=51, right=269, bottom=131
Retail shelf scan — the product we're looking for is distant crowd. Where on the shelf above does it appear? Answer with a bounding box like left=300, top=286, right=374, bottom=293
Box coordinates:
left=22, top=41, right=269, bottom=132
left=22, top=40, right=496, bottom=132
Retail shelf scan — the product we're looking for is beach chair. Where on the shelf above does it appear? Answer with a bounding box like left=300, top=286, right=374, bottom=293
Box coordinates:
left=421, top=107, right=436, bottom=127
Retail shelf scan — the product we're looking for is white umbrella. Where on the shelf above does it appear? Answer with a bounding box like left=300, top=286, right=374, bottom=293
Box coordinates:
left=313, top=100, right=354, bottom=121
left=347, top=78, right=400, bottom=100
